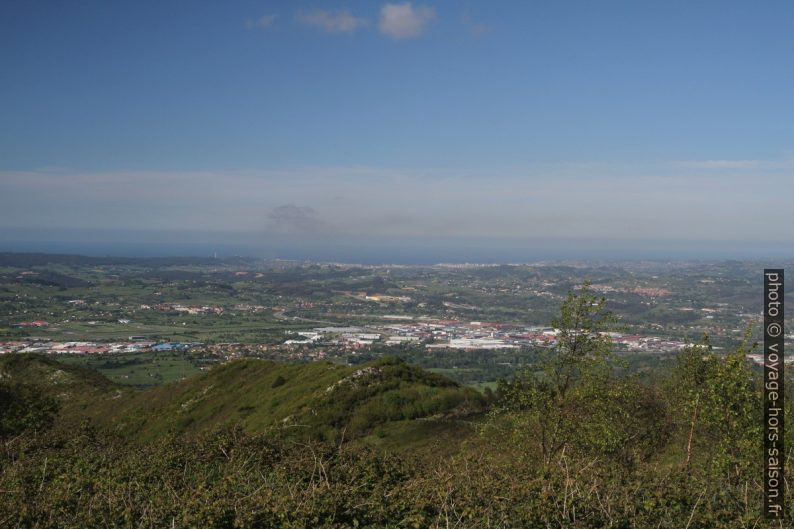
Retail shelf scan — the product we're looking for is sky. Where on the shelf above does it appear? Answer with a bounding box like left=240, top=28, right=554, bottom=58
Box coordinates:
left=1, top=1, right=793, bottom=262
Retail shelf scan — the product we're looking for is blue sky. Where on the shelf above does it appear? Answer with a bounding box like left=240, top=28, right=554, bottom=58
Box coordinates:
left=1, top=1, right=793, bottom=261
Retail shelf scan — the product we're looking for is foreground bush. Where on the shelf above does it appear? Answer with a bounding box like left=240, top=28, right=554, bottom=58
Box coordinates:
left=1, top=422, right=789, bottom=529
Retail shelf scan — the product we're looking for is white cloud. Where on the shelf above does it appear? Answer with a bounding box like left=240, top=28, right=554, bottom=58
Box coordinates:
left=246, top=14, right=276, bottom=30
left=296, top=9, right=368, bottom=33
left=379, top=3, right=435, bottom=39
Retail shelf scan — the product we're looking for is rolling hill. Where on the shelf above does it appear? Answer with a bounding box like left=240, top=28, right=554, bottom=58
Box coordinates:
left=0, top=354, right=487, bottom=448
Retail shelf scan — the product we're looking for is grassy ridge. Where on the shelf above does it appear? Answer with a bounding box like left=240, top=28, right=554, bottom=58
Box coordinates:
left=0, top=354, right=486, bottom=446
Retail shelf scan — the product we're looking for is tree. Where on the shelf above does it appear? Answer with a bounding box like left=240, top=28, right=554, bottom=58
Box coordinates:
left=668, top=330, right=762, bottom=480
left=494, top=283, right=635, bottom=465
left=545, top=282, right=617, bottom=400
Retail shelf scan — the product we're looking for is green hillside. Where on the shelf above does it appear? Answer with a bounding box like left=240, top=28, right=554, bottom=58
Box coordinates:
left=0, top=353, right=115, bottom=393
left=0, top=354, right=486, bottom=446
left=0, top=354, right=124, bottom=425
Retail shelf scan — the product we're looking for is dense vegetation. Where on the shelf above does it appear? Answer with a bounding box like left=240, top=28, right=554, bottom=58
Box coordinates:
left=1, top=286, right=791, bottom=527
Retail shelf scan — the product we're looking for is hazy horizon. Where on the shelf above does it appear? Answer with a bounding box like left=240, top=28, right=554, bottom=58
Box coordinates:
left=1, top=227, right=792, bottom=264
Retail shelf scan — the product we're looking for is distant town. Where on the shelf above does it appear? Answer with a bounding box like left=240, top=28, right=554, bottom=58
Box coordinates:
left=1, top=253, right=791, bottom=385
